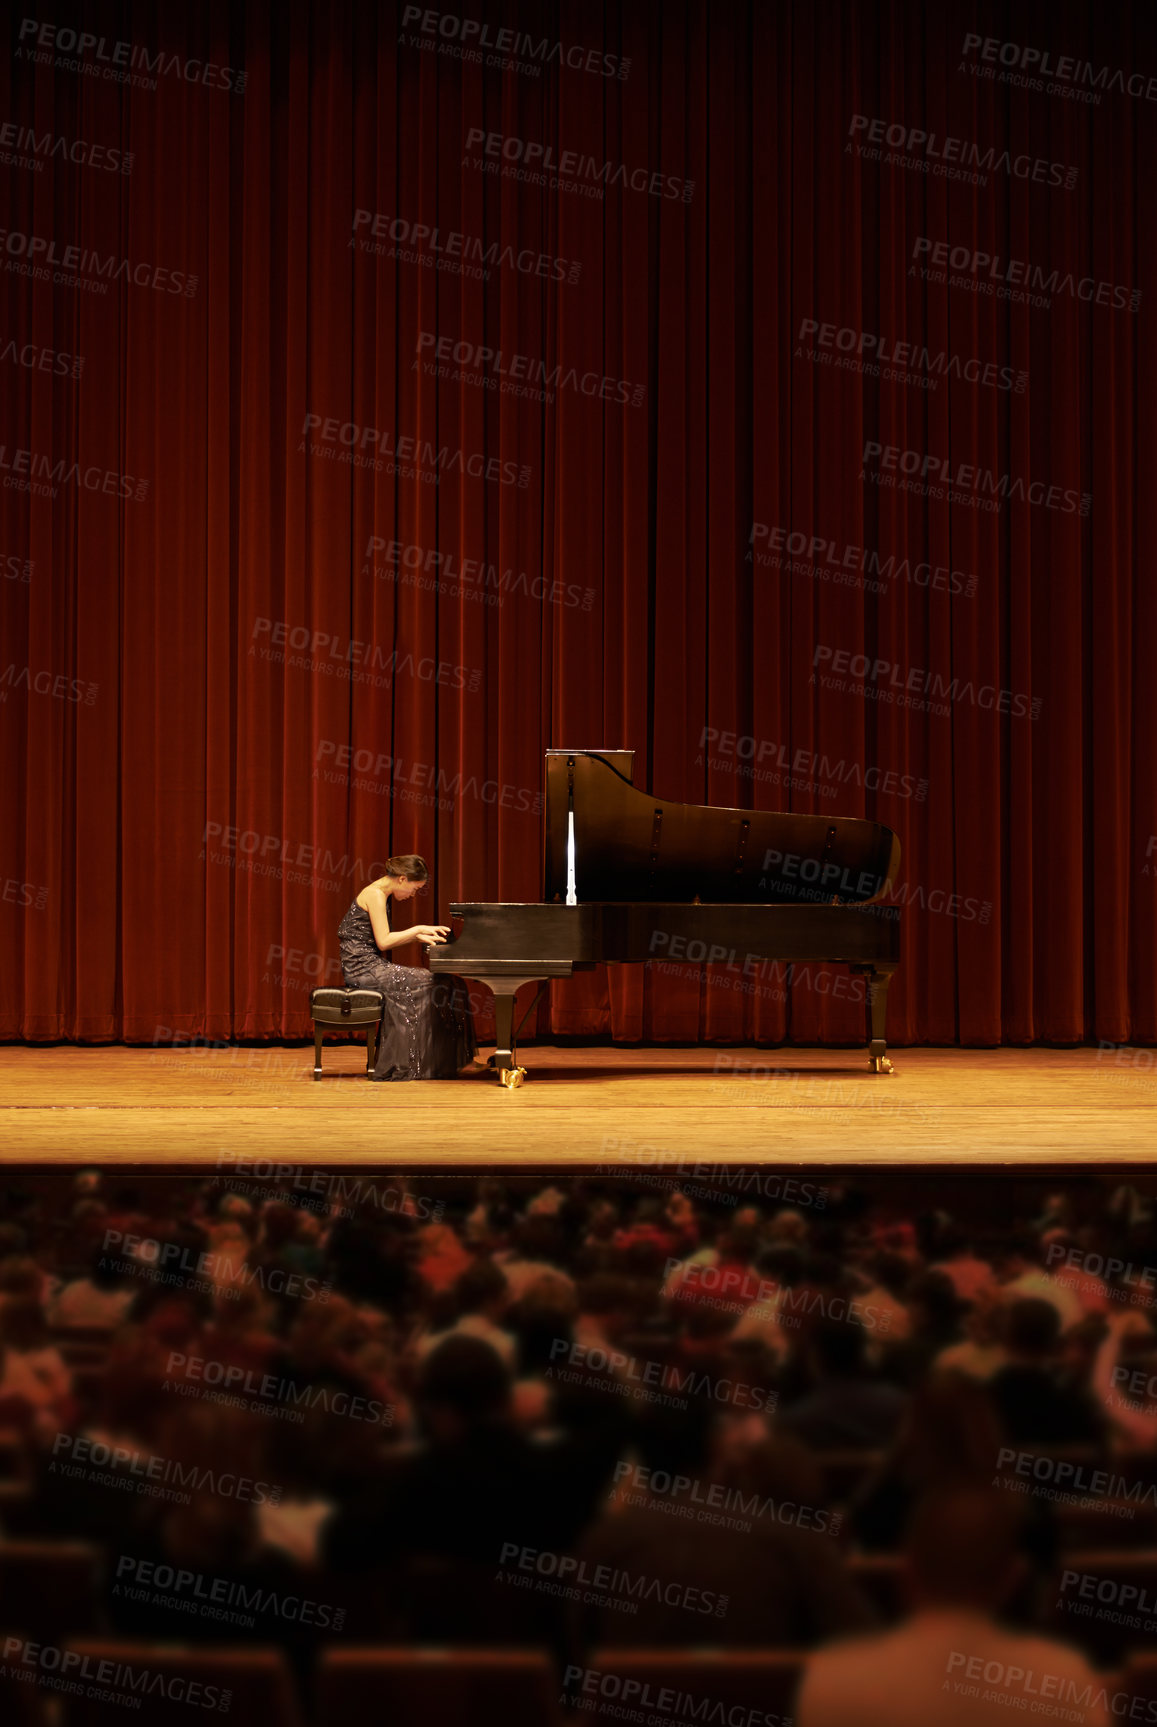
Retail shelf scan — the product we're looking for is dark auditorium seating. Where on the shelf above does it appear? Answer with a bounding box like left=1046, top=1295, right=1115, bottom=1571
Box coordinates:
left=317, top=1648, right=556, bottom=1727
left=1055, top=1500, right=1157, bottom=1550
left=0, top=1541, right=102, bottom=1638
left=59, top=1643, right=304, bottom=1727
left=1115, top=1449, right=1157, bottom=1490
left=846, top=1553, right=906, bottom=1621
left=992, top=1444, right=1108, bottom=1487
left=1122, top=1654, right=1157, bottom=1708
left=0, top=1429, right=31, bottom=1481
left=1050, top=1551, right=1157, bottom=1666
left=0, top=1642, right=49, bottom=1727
left=396, top=1555, right=565, bottom=1644
left=48, top=1327, right=116, bottom=1368
left=0, top=1398, right=36, bottom=1434
left=0, top=1482, right=36, bottom=1533
left=816, top=1450, right=886, bottom=1502
left=587, top=1649, right=806, bottom=1727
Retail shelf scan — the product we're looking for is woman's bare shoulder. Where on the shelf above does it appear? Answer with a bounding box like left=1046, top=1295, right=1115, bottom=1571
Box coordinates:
left=355, top=883, right=388, bottom=911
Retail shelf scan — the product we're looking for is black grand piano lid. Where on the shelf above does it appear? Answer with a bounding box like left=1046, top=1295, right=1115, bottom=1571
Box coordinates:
left=543, top=750, right=900, bottom=908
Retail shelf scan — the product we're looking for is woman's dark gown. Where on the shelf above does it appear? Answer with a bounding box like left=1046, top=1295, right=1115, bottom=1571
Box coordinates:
left=338, top=901, right=476, bottom=1080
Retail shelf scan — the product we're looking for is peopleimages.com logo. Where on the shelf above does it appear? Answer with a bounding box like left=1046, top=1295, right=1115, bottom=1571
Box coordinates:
left=1057, top=1564, right=1157, bottom=1627
left=103, top=1228, right=332, bottom=1303
left=15, top=16, right=246, bottom=93
left=796, top=318, right=1027, bottom=396
left=996, top=1445, right=1156, bottom=1513
left=497, top=1542, right=726, bottom=1618
left=0, top=335, right=84, bottom=378
left=462, top=127, right=694, bottom=203
left=960, top=31, right=1157, bottom=105
left=944, top=1649, right=1157, bottom=1722
left=164, top=1353, right=393, bottom=1426
left=563, top=1664, right=788, bottom=1726
left=0, top=663, right=99, bottom=704
left=113, top=1554, right=345, bottom=1631
left=0, top=118, right=133, bottom=174
left=415, top=332, right=645, bottom=408
left=401, top=7, right=631, bottom=79
left=351, top=209, right=581, bottom=284
left=0, top=225, right=198, bottom=297
left=299, top=411, right=530, bottom=489
left=848, top=112, right=1077, bottom=189
left=911, top=235, right=1140, bottom=312
left=813, top=644, right=1040, bottom=721
left=0, top=445, right=148, bottom=503
left=598, top=1141, right=828, bottom=1208
left=1, top=1636, right=232, bottom=1713
left=49, top=1432, right=281, bottom=1507
left=214, top=1153, right=447, bottom=1223
left=861, top=440, right=1090, bottom=516
left=611, top=1460, right=841, bottom=1537
left=748, top=520, right=978, bottom=599
left=547, top=1338, right=775, bottom=1414
left=314, top=740, right=545, bottom=814
left=1045, top=1236, right=1157, bottom=1307
left=699, top=725, right=928, bottom=801
left=365, top=535, right=595, bottom=611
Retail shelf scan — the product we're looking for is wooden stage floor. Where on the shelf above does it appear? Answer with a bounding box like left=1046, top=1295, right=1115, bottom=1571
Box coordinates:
left=0, top=1043, right=1153, bottom=1168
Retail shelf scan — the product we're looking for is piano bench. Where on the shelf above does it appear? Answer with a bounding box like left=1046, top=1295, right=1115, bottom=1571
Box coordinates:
left=309, top=988, right=385, bottom=1080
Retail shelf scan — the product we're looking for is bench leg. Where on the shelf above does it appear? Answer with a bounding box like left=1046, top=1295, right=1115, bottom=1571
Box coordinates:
left=313, top=1025, right=324, bottom=1080
left=366, top=1019, right=380, bottom=1077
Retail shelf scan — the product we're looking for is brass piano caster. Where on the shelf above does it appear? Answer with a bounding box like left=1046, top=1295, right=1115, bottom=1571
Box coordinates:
left=870, top=1054, right=894, bottom=1075
left=499, top=1066, right=527, bottom=1089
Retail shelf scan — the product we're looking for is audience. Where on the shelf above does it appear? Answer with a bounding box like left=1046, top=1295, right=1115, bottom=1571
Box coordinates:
left=576, top=1405, right=875, bottom=1649
left=796, top=1489, right=1111, bottom=1725
left=0, top=1170, right=1151, bottom=1722
left=987, top=1299, right=1105, bottom=1446
left=48, top=1246, right=136, bottom=1327
left=778, top=1316, right=909, bottom=1448
left=414, top=1260, right=516, bottom=1367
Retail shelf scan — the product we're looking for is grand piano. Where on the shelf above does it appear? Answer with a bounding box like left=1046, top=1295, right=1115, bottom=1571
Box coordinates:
left=427, top=749, right=901, bottom=1087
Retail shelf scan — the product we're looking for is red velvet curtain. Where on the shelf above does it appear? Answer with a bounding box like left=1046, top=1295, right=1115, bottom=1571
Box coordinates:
left=1, top=0, right=1154, bottom=1047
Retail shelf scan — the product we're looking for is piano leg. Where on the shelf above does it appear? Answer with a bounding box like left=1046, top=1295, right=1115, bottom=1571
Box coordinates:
left=489, top=983, right=530, bottom=1089
left=851, top=963, right=897, bottom=1074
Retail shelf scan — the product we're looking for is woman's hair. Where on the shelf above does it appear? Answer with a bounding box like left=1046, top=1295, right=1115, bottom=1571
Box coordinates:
left=383, top=854, right=428, bottom=882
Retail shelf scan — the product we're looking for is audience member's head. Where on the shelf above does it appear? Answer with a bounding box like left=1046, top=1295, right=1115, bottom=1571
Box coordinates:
left=507, top=1294, right=576, bottom=1375
left=454, top=1260, right=509, bottom=1320
left=0, top=1297, right=51, bottom=1351
left=869, top=1252, right=912, bottom=1299
left=905, top=1271, right=963, bottom=1337
left=997, top=1234, right=1041, bottom=1279
left=888, top=1374, right=1003, bottom=1485
left=808, top=1317, right=868, bottom=1380
left=0, top=1257, right=43, bottom=1302
left=1002, top=1298, right=1061, bottom=1361
left=418, top=1335, right=512, bottom=1437
left=904, top=1489, right=1023, bottom=1611
left=86, top=1244, right=130, bottom=1292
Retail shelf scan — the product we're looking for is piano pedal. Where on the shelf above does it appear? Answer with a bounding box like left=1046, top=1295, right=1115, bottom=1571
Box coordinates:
left=499, top=1066, right=527, bottom=1089
left=870, top=1054, right=895, bottom=1075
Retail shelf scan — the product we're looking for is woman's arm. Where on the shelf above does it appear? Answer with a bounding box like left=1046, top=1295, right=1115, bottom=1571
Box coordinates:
left=361, top=888, right=448, bottom=953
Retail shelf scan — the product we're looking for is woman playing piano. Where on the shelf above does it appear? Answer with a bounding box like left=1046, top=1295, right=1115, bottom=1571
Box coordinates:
left=338, top=856, right=476, bottom=1080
